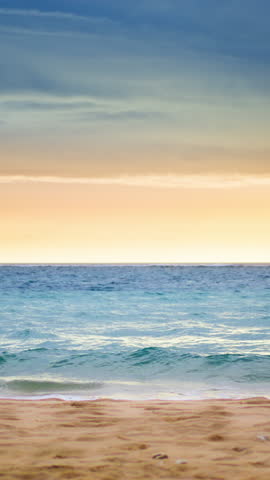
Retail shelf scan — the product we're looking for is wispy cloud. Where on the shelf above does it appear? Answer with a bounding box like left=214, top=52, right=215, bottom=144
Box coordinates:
left=0, top=7, right=117, bottom=41
left=1, top=174, right=270, bottom=189
left=0, top=25, right=99, bottom=39
left=0, top=93, right=115, bottom=107
left=0, top=8, right=109, bottom=24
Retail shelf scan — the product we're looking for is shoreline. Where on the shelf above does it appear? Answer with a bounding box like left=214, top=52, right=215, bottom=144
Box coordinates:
left=1, top=393, right=270, bottom=401
left=1, top=397, right=270, bottom=479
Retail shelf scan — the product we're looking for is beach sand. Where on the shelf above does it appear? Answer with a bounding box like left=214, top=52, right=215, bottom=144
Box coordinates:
left=1, top=397, right=270, bottom=479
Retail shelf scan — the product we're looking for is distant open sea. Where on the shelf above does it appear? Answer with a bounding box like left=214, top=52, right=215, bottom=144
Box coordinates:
left=0, top=264, right=270, bottom=400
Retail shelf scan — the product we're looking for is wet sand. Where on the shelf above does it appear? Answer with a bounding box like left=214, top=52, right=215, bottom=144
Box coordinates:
left=1, top=397, right=270, bottom=479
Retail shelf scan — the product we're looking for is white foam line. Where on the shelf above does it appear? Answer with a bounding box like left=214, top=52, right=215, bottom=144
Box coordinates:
left=0, top=392, right=269, bottom=401
left=0, top=394, right=96, bottom=401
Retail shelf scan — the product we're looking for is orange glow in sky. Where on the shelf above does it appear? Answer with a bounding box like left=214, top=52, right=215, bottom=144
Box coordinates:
left=1, top=178, right=269, bottom=263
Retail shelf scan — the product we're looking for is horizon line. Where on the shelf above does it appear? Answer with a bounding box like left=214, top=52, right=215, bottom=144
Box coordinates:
left=1, top=262, right=270, bottom=266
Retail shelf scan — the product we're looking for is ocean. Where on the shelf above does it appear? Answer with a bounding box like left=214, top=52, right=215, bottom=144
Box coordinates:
left=0, top=264, right=269, bottom=400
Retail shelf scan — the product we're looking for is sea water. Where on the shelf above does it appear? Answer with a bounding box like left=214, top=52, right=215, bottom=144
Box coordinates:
left=0, top=264, right=270, bottom=400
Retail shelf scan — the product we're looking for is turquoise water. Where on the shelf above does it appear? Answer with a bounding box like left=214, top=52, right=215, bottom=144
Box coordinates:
left=0, top=264, right=270, bottom=400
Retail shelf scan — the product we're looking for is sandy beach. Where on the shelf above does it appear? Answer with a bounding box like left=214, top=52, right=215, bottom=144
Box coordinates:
left=1, top=398, right=270, bottom=479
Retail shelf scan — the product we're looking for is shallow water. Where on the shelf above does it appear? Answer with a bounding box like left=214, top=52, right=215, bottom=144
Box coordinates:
left=0, top=264, right=269, bottom=400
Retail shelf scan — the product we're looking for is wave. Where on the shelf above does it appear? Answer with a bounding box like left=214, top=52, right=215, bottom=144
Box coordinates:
left=0, top=378, right=103, bottom=394
left=2, top=347, right=270, bottom=390
left=126, top=348, right=270, bottom=365
left=2, top=346, right=270, bottom=367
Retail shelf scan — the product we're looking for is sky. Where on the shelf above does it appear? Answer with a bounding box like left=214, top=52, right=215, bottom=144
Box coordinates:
left=0, top=0, right=270, bottom=262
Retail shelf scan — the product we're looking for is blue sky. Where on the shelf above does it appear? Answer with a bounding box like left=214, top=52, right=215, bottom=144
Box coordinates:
left=1, top=0, right=270, bottom=177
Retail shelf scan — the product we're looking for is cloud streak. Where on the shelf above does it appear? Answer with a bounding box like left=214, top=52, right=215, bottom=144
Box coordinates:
left=0, top=8, right=109, bottom=24
left=0, top=25, right=100, bottom=39
left=1, top=174, right=270, bottom=189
